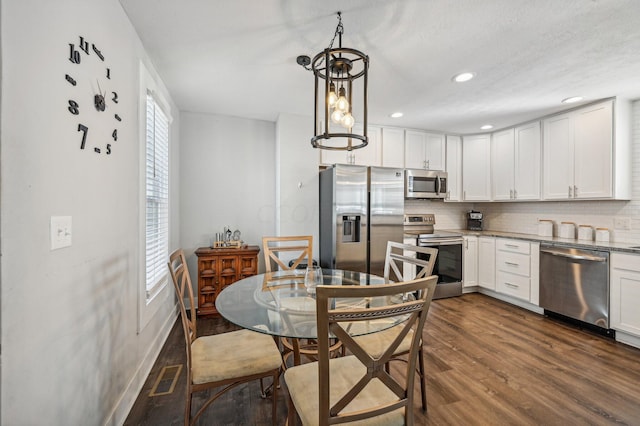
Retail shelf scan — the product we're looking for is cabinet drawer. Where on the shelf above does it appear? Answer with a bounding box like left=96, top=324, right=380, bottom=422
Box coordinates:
left=611, top=252, right=640, bottom=271
left=496, top=251, right=530, bottom=276
left=496, top=239, right=530, bottom=255
left=496, top=271, right=530, bottom=300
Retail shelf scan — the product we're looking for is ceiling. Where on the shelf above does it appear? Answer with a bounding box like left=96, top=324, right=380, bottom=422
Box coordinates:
left=120, top=0, right=640, bottom=134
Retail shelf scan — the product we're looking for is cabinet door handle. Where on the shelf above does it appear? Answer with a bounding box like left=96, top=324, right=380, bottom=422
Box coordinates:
left=505, top=282, right=519, bottom=288
left=505, top=244, right=519, bottom=248
left=568, top=186, right=572, bottom=198
left=513, top=189, right=517, bottom=199
left=505, top=262, right=519, bottom=266
left=574, top=185, right=578, bottom=197
left=510, top=189, right=514, bottom=199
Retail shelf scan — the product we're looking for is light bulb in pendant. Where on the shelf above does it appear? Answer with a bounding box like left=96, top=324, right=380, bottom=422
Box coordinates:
left=336, top=87, right=349, bottom=113
left=331, top=109, right=344, bottom=124
left=327, top=82, right=338, bottom=107
left=341, top=112, right=355, bottom=128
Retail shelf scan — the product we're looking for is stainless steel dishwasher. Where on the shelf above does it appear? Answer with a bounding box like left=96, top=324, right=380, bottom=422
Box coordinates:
left=540, top=244, right=611, bottom=332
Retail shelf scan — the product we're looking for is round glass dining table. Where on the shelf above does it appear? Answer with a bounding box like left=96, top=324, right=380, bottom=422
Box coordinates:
left=215, top=268, right=408, bottom=340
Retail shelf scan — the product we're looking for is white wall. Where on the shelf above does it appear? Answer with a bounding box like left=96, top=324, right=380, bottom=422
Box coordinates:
left=275, top=113, right=320, bottom=257
left=474, top=100, right=640, bottom=243
left=179, top=112, right=276, bottom=275
left=0, top=1, right=180, bottom=424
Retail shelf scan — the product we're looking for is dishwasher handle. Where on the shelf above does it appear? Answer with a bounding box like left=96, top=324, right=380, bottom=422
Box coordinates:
left=540, top=247, right=607, bottom=262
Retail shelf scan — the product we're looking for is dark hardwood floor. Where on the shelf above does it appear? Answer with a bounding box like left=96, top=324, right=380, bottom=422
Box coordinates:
left=124, top=293, right=640, bottom=425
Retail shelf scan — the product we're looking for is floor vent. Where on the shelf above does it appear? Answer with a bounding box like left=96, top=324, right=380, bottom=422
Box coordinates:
left=149, top=364, right=183, bottom=397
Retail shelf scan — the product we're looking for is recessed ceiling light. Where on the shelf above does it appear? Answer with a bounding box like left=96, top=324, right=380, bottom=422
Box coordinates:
left=452, top=72, right=475, bottom=83
left=390, top=112, right=403, bottom=118
left=561, top=96, right=584, bottom=104
left=480, top=124, right=493, bottom=130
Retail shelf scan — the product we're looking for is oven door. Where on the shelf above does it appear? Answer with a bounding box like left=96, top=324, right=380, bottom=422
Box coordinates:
left=416, top=238, right=463, bottom=299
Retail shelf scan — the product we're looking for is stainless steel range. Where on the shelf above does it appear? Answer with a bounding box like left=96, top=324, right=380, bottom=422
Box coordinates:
left=404, top=214, right=463, bottom=299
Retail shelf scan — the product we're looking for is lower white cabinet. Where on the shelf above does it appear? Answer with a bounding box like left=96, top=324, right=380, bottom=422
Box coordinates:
left=463, top=236, right=478, bottom=288
left=402, top=237, right=418, bottom=281
left=494, top=238, right=539, bottom=303
left=610, top=253, right=640, bottom=341
left=478, top=237, right=496, bottom=290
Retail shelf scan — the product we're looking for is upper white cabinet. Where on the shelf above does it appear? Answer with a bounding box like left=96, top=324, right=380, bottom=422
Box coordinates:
left=491, top=129, right=516, bottom=200
left=492, top=123, right=541, bottom=201
left=543, top=99, right=631, bottom=200
left=320, top=124, right=381, bottom=166
left=462, top=134, right=491, bottom=201
left=381, top=127, right=405, bottom=168
left=404, top=130, right=445, bottom=171
left=445, top=135, right=462, bottom=201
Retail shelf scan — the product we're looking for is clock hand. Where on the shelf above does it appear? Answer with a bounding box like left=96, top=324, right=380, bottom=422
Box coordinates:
left=96, top=80, right=106, bottom=98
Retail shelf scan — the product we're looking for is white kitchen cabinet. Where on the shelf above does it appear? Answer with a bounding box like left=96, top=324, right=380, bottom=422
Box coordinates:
left=445, top=135, right=462, bottom=201
left=492, top=123, right=541, bottom=201
left=402, top=237, right=418, bottom=281
left=610, top=252, right=640, bottom=348
left=478, top=237, right=496, bottom=290
left=491, top=129, right=515, bottom=200
left=320, top=124, right=381, bottom=166
left=514, top=122, right=541, bottom=200
left=404, top=130, right=445, bottom=171
left=381, top=127, right=405, bottom=168
left=495, top=238, right=538, bottom=303
left=462, top=134, right=491, bottom=201
left=543, top=99, right=631, bottom=200
left=463, top=236, right=478, bottom=288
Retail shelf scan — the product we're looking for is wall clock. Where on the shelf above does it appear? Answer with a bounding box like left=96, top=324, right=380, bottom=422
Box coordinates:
left=65, top=35, right=121, bottom=155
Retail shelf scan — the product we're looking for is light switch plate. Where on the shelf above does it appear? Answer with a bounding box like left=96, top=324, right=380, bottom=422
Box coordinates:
left=50, top=216, right=72, bottom=250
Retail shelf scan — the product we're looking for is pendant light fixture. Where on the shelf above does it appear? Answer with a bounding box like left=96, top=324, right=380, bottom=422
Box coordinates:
left=297, top=12, right=369, bottom=151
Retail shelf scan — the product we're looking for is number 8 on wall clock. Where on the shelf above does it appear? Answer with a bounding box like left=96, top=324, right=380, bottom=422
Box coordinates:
left=65, top=36, right=121, bottom=155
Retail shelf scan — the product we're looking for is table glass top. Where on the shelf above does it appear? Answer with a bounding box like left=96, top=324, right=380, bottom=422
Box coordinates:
left=215, top=269, right=409, bottom=339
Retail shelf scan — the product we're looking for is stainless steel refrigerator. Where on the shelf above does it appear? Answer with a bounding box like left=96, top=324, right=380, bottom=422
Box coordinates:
left=319, top=164, right=405, bottom=277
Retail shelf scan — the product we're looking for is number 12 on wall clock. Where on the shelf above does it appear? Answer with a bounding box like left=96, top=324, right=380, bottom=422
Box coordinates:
left=65, top=35, right=122, bottom=155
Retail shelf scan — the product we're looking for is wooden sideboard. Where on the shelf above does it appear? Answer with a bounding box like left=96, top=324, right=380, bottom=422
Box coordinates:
left=194, top=245, right=260, bottom=317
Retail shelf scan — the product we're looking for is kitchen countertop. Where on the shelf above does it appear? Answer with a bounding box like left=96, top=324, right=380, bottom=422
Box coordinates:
left=447, top=229, right=640, bottom=255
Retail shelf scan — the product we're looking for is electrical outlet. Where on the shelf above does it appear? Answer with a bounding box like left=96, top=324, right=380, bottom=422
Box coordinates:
left=614, top=217, right=631, bottom=230
left=50, top=216, right=72, bottom=250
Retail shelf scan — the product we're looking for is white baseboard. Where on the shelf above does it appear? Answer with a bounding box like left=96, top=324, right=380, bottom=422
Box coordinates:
left=476, top=288, right=544, bottom=314
left=104, top=303, right=179, bottom=426
left=615, top=330, right=640, bottom=350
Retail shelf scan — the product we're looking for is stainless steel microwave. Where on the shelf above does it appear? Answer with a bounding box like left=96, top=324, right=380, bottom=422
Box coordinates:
left=405, top=169, right=448, bottom=199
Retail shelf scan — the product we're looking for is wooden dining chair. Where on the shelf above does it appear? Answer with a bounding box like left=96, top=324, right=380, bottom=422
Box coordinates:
left=353, top=241, right=438, bottom=411
left=262, top=235, right=314, bottom=272
left=262, top=235, right=342, bottom=366
left=285, top=275, right=438, bottom=425
left=167, top=249, right=282, bottom=425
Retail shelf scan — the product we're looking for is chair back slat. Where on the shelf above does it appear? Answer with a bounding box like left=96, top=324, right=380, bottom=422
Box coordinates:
left=384, top=241, right=438, bottom=282
left=315, top=276, right=438, bottom=424
left=167, top=250, right=197, bottom=350
left=262, top=236, right=313, bottom=272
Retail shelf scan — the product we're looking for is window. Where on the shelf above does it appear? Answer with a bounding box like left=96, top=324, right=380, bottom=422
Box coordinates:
left=145, top=92, right=170, bottom=299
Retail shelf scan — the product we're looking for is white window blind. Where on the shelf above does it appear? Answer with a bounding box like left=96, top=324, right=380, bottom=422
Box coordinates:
left=145, top=93, right=170, bottom=298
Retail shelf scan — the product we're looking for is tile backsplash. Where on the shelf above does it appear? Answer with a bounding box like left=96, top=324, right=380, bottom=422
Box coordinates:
left=405, top=99, right=640, bottom=244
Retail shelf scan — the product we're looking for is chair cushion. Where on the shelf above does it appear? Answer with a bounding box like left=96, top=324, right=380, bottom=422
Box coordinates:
left=191, top=329, right=281, bottom=384
left=352, top=326, right=416, bottom=359
left=284, top=355, right=405, bottom=426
